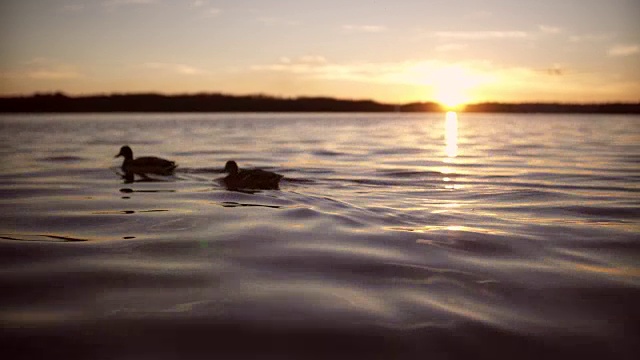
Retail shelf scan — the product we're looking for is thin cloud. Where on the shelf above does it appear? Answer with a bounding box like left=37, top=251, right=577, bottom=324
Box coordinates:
left=248, top=56, right=633, bottom=103
left=539, top=64, right=567, bottom=76
left=204, top=8, right=221, bottom=17
left=104, top=0, right=156, bottom=6
left=250, top=57, right=494, bottom=87
left=297, top=56, right=327, bottom=64
left=190, top=0, right=222, bottom=17
left=27, top=70, right=81, bottom=80
left=144, top=62, right=207, bottom=75
left=569, top=33, right=613, bottom=42
left=251, top=56, right=329, bottom=74
left=435, top=43, right=468, bottom=52
left=62, top=3, right=85, bottom=12
left=25, top=58, right=53, bottom=66
left=193, top=5, right=222, bottom=19
left=466, top=11, right=492, bottom=19
left=342, top=25, right=387, bottom=33
left=258, top=17, right=300, bottom=26
left=608, top=44, right=639, bottom=57
left=539, top=25, right=561, bottom=34
left=1, top=71, right=79, bottom=81
left=545, top=68, right=564, bottom=76
left=482, top=65, right=640, bottom=103
left=434, top=31, right=529, bottom=40
left=191, top=0, right=207, bottom=7
left=2, top=59, right=82, bottom=80
left=251, top=56, right=640, bottom=103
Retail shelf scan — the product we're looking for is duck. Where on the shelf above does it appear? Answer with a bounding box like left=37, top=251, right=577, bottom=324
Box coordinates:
left=222, top=160, right=283, bottom=190
left=115, top=145, right=177, bottom=176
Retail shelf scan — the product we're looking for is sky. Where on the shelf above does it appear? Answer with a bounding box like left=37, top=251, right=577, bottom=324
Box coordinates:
left=1, top=0, right=639, bottom=105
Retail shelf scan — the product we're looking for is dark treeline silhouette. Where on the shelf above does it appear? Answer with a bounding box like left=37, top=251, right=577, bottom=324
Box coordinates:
left=464, top=102, right=640, bottom=114
left=0, top=92, right=638, bottom=113
left=0, top=93, right=406, bottom=113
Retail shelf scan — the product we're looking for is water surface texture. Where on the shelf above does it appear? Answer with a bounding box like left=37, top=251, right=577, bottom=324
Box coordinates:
left=1, top=113, right=639, bottom=359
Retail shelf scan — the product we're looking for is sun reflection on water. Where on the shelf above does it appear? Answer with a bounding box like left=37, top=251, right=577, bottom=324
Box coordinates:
left=440, top=111, right=459, bottom=185
left=445, top=111, right=458, bottom=158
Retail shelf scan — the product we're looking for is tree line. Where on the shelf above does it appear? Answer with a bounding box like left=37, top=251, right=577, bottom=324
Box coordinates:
left=0, top=92, right=638, bottom=113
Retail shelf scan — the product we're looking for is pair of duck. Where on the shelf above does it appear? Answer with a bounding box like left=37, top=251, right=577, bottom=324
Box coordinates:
left=115, top=145, right=283, bottom=190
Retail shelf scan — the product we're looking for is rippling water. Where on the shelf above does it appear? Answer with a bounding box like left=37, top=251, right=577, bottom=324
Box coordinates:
left=1, top=113, right=639, bottom=359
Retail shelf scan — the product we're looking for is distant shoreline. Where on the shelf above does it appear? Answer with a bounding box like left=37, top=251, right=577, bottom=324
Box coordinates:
left=1, top=92, right=639, bottom=114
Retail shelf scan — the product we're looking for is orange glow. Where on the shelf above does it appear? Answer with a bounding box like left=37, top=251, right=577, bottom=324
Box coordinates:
left=431, top=66, right=479, bottom=109
left=574, top=263, right=640, bottom=278
left=436, top=87, right=468, bottom=109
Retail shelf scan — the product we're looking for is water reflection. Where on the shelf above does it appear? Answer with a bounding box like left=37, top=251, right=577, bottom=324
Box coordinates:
left=445, top=111, right=458, bottom=158
left=0, top=234, right=89, bottom=242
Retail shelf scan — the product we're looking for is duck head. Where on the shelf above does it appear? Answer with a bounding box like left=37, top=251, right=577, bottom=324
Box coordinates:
left=115, top=145, right=133, bottom=160
left=224, top=160, right=239, bottom=175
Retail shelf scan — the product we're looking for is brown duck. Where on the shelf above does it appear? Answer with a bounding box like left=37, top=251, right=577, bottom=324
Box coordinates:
left=115, top=145, right=177, bottom=176
left=222, top=160, right=283, bottom=190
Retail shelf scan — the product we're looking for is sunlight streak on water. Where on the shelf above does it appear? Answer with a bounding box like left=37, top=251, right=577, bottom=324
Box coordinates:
left=445, top=111, right=458, bottom=158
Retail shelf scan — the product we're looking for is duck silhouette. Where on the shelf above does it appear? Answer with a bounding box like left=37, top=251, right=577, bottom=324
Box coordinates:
left=115, top=145, right=177, bottom=176
left=222, top=160, right=283, bottom=190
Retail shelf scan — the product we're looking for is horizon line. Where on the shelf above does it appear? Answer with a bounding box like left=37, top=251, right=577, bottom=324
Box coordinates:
left=1, top=91, right=639, bottom=107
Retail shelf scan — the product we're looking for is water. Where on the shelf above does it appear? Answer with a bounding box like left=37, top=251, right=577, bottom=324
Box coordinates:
left=1, top=113, right=638, bottom=359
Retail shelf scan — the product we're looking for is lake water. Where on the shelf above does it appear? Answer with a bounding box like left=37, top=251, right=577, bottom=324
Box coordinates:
left=1, top=113, right=638, bottom=359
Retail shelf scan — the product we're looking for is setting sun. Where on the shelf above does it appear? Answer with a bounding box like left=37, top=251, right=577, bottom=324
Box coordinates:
left=435, top=87, right=468, bottom=109
left=431, top=66, right=482, bottom=109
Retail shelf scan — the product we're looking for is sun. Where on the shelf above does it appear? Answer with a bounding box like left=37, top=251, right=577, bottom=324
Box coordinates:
left=435, top=86, right=468, bottom=110
left=402, top=62, right=489, bottom=109
left=430, top=66, right=479, bottom=110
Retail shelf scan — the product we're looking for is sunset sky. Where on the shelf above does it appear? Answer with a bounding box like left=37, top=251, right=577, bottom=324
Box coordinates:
left=1, top=0, right=639, bottom=105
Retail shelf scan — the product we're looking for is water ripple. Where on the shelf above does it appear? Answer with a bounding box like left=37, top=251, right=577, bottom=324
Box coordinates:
left=1, top=113, right=639, bottom=359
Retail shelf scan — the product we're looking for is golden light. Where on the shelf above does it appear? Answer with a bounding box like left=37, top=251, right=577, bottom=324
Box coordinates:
left=431, top=66, right=482, bottom=110
left=436, top=88, right=467, bottom=110
left=392, top=61, right=492, bottom=107
left=445, top=111, right=458, bottom=158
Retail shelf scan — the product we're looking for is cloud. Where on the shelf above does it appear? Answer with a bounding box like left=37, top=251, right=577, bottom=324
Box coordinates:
left=569, top=33, right=613, bottom=42
left=144, top=62, right=207, bottom=75
left=297, top=56, right=327, bottom=64
left=539, top=64, right=566, bottom=76
left=104, top=0, right=156, bottom=6
left=465, top=11, right=492, bottom=19
left=1, top=59, right=82, bottom=80
left=539, top=25, right=561, bottom=34
left=204, top=8, right=221, bottom=17
left=251, top=56, right=329, bottom=74
left=250, top=57, right=494, bottom=89
left=434, top=31, right=529, bottom=40
left=342, top=25, right=387, bottom=33
left=258, top=17, right=300, bottom=26
left=481, top=65, right=640, bottom=103
left=435, top=43, right=468, bottom=52
left=27, top=70, right=81, bottom=80
left=248, top=56, right=640, bottom=103
left=189, top=0, right=221, bottom=17
left=28, top=59, right=82, bottom=79
left=608, top=44, right=639, bottom=57
left=62, top=3, right=85, bottom=12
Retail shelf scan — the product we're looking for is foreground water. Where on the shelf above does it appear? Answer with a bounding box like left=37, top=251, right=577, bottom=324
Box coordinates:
left=0, top=113, right=638, bottom=359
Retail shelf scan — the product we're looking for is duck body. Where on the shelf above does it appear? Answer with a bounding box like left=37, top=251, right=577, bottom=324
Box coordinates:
left=222, top=160, right=283, bottom=190
left=116, top=145, right=177, bottom=176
